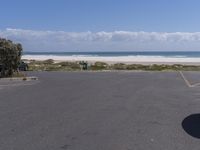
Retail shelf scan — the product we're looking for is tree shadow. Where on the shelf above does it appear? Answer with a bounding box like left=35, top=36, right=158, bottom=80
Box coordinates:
left=182, top=114, right=200, bottom=139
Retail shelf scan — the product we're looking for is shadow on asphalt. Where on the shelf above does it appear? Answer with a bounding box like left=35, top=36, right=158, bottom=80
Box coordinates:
left=182, top=114, right=200, bottom=139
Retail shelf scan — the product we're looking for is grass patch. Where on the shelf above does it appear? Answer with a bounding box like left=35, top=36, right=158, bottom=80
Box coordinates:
left=90, top=62, right=109, bottom=70
left=11, top=72, right=26, bottom=78
left=26, top=60, right=200, bottom=71
left=28, top=60, right=81, bottom=71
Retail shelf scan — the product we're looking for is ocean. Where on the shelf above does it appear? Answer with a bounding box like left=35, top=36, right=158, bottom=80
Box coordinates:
left=23, top=51, right=200, bottom=57
left=22, top=51, right=200, bottom=63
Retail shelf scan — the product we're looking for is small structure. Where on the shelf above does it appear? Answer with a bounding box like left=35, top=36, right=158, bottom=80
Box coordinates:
left=18, top=61, right=29, bottom=71
left=79, top=61, right=88, bottom=70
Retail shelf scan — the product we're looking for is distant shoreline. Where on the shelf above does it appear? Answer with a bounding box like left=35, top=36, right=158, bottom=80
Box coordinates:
left=22, top=55, right=200, bottom=65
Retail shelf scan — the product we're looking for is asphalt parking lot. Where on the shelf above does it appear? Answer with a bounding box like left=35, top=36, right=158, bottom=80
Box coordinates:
left=0, top=71, right=200, bottom=150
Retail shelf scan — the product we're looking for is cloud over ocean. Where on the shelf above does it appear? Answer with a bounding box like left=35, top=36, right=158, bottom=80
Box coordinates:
left=1, top=28, right=200, bottom=51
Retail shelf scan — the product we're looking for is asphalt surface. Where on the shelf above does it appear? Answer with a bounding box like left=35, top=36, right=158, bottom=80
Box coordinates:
left=0, top=71, right=200, bottom=150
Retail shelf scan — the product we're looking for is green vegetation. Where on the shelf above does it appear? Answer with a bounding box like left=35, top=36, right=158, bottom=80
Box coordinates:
left=0, top=38, right=23, bottom=77
left=90, top=62, right=109, bottom=70
left=25, top=60, right=200, bottom=71
left=28, top=60, right=81, bottom=71
left=111, top=63, right=200, bottom=71
left=12, top=72, right=26, bottom=78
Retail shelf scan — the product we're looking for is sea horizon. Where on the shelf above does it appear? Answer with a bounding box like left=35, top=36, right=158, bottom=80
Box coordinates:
left=23, top=51, right=200, bottom=57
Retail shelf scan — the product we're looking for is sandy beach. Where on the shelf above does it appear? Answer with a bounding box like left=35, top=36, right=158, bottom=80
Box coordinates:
left=22, top=55, right=200, bottom=65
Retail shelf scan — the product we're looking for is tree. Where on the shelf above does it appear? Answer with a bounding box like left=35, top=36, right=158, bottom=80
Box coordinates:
left=0, top=38, right=23, bottom=77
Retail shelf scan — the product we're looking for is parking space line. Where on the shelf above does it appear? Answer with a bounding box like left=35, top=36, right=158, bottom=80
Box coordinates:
left=192, top=82, right=200, bottom=87
left=179, top=71, right=192, bottom=87
left=0, top=81, right=39, bottom=87
left=179, top=71, right=200, bottom=88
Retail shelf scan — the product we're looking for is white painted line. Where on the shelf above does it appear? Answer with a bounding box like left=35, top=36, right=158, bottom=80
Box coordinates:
left=0, top=81, right=39, bottom=87
left=179, top=71, right=193, bottom=87
left=192, top=82, right=200, bottom=87
left=179, top=71, right=200, bottom=88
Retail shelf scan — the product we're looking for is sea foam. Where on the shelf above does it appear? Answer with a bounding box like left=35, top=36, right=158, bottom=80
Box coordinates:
left=22, top=55, right=200, bottom=64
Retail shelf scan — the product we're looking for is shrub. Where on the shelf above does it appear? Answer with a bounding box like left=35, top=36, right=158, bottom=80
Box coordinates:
left=0, top=38, right=23, bottom=77
left=90, top=62, right=108, bottom=70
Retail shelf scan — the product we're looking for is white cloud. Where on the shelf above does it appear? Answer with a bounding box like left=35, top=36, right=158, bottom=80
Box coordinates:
left=1, top=28, right=200, bottom=51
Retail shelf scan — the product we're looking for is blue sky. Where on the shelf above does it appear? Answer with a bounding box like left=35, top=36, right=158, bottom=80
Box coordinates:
left=1, top=0, right=200, bottom=51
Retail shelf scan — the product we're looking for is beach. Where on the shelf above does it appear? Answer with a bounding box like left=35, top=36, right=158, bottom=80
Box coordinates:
left=22, top=54, right=200, bottom=65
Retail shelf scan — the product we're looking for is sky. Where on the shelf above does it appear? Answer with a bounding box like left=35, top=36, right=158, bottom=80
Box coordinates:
left=1, top=0, right=200, bottom=51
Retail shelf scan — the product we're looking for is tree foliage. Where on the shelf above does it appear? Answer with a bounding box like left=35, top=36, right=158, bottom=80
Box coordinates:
left=0, top=38, right=23, bottom=77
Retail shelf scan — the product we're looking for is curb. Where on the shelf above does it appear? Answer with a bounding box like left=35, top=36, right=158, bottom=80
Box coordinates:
left=0, top=76, right=38, bottom=81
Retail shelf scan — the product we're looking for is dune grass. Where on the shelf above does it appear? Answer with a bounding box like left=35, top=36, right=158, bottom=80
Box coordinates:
left=25, top=59, right=200, bottom=71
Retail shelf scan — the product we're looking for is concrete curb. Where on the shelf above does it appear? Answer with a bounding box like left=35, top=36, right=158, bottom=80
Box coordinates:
left=0, top=76, right=38, bottom=81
